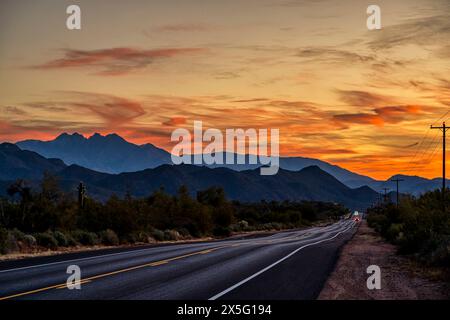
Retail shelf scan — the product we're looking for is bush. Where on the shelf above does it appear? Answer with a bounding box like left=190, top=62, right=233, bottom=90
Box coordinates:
left=10, top=229, right=26, bottom=241
left=66, top=234, right=78, bottom=246
left=6, top=232, right=20, bottom=252
left=99, top=229, right=119, bottom=246
left=386, top=223, right=403, bottom=243
left=426, top=236, right=450, bottom=267
left=367, top=190, right=450, bottom=267
left=53, top=231, right=68, bottom=247
left=71, top=230, right=99, bottom=246
left=23, top=234, right=37, bottom=247
left=140, top=231, right=157, bottom=243
left=164, top=229, right=182, bottom=241
left=0, top=228, right=8, bottom=254
left=35, top=232, right=58, bottom=249
left=176, top=228, right=191, bottom=239
left=238, top=220, right=249, bottom=230
left=212, top=226, right=231, bottom=237
left=151, top=229, right=165, bottom=241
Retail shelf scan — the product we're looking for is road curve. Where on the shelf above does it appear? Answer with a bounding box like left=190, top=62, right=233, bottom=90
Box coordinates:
left=0, top=220, right=356, bottom=300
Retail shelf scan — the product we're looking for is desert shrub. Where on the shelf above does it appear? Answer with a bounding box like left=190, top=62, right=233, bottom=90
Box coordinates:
left=5, top=232, right=20, bottom=252
left=164, top=229, right=182, bottom=241
left=238, top=220, right=249, bottom=230
left=133, top=231, right=156, bottom=243
left=151, top=229, right=165, bottom=241
left=176, top=228, right=191, bottom=239
left=0, top=228, right=8, bottom=254
left=121, top=231, right=154, bottom=244
left=212, top=226, right=231, bottom=237
left=23, top=234, right=37, bottom=247
left=10, top=228, right=26, bottom=241
left=367, top=190, right=450, bottom=266
left=99, top=229, right=119, bottom=246
left=35, top=232, right=58, bottom=249
left=262, top=222, right=283, bottom=230
left=66, top=234, right=78, bottom=246
left=53, top=231, right=68, bottom=247
left=386, top=223, right=403, bottom=243
left=71, top=230, right=99, bottom=246
left=425, top=236, right=450, bottom=267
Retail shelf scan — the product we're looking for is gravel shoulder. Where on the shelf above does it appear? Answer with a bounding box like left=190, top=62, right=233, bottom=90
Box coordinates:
left=319, top=221, right=449, bottom=300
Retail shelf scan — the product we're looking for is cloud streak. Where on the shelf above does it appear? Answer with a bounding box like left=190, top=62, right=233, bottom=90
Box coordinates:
left=368, top=14, right=450, bottom=51
left=337, top=90, right=394, bottom=107
left=333, top=105, right=424, bottom=127
left=154, top=23, right=214, bottom=32
left=32, top=47, right=206, bottom=76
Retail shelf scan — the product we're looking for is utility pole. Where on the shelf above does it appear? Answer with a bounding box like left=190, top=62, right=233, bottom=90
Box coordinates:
left=78, top=182, right=86, bottom=209
left=431, top=122, right=449, bottom=211
left=382, top=187, right=390, bottom=203
left=391, top=178, right=404, bottom=208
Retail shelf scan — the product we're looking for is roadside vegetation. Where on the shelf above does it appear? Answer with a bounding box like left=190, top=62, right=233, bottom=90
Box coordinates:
left=367, top=189, right=450, bottom=268
left=0, top=173, right=349, bottom=254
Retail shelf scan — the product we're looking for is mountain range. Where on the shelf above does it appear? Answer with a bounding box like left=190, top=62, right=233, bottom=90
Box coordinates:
left=17, top=133, right=171, bottom=174
left=0, top=142, right=378, bottom=210
left=15, top=132, right=446, bottom=196
left=16, top=132, right=373, bottom=183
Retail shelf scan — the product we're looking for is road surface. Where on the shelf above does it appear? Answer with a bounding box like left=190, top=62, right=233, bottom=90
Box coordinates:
left=0, top=220, right=355, bottom=300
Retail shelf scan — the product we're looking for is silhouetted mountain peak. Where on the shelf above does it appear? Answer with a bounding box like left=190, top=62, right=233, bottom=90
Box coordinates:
left=0, top=142, right=20, bottom=151
left=17, top=132, right=173, bottom=174
left=89, top=132, right=103, bottom=140
left=354, top=185, right=374, bottom=192
left=0, top=142, right=66, bottom=180
left=56, top=132, right=85, bottom=140
left=299, top=165, right=322, bottom=173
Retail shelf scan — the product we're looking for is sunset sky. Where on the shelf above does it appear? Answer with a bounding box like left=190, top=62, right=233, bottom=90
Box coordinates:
left=0, top=0, right=449, bottom=180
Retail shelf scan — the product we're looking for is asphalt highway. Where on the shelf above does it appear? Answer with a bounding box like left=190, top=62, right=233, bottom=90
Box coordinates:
left=0, top=220, right=356, bottom=300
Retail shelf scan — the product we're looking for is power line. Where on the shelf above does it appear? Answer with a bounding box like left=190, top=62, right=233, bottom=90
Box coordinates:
left=408, top=135, right=441, bottom=173
left=403, top=110, right=450, bottom=176
left=431, top=110, right=450, bottom=126
left=404, top=130, right=440, bottom=174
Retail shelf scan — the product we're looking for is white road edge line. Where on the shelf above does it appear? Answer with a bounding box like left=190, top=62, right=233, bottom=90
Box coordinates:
left=208, top=221, right=355, bottom=300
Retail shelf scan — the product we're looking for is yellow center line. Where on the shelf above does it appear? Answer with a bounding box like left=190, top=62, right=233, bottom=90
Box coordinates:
left=0, top=246, right=227, bottom=300
left=56, top=279, right=92, bottom=289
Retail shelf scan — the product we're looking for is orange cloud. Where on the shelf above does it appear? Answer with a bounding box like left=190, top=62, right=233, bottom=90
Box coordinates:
left=162, top=117, right=188, bottom=126
left=32, top=47, right=206, bottom=76
left=337, top=90, right=394, bottom=107
left=333, top=105, right=425, bottom=127
left=63, top=92, right=146, bottom=126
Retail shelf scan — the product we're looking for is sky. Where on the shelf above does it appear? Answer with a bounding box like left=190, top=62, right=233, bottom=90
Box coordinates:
left=0, top=0, right=449, bottom=180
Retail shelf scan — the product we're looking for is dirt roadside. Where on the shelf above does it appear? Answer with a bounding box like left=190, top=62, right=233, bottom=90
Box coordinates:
left=319, top=221, right=449, bottom=300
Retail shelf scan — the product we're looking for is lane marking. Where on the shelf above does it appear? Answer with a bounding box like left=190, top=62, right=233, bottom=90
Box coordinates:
left=56, top=279, right=92, bottom=289
left=0, top=246, right=225, bottom=300
left=208, top=222, right=355, bottom=300
left=0, top=242, right=221, bottom=274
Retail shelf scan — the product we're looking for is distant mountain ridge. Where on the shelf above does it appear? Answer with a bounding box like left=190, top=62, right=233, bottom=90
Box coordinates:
left=13, top=133, right=447, bottom=196
left=16, top=132, right=373, bottom=184
left=17, top=133, right=171, bottom=174
left=0, top=143, right=65, bottom=180
left=0, top=142, right=378, bottom=210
